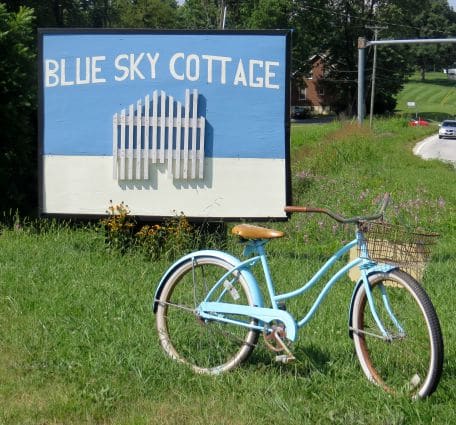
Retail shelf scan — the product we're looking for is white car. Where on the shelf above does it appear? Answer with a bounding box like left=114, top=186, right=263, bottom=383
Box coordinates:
left=438, top=120, right=456, bottom=139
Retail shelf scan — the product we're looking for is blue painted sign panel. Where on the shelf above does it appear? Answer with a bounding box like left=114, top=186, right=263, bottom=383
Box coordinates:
left=42, top=32, right=287, bottom=158
left=39, top=30, right=290, bottom=220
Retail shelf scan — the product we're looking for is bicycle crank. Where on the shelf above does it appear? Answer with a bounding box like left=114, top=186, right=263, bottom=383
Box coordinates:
left=263, top=324, right=296, bottom=364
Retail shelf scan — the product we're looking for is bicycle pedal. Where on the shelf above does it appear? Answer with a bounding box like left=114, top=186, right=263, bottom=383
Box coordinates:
left=275, top=354, right=295, bottom=364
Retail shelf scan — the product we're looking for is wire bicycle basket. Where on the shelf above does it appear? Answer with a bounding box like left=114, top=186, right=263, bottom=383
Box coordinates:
left=358, top=221, right=439, bottom=279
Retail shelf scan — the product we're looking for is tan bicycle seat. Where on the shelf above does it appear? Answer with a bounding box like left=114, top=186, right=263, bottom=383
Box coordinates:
left=231, top=224, right=284, bottom=240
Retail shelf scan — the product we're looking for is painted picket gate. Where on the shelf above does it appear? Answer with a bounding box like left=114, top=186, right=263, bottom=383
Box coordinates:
left=112, top=88, right=206, bottom=181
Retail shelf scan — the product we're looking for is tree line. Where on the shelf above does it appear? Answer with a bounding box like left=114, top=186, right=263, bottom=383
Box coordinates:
left=1, top=0, right=456, bottom=215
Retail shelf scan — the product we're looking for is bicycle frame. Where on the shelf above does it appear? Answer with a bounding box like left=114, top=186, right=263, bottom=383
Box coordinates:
left=197, top=229, right=399, bottom=342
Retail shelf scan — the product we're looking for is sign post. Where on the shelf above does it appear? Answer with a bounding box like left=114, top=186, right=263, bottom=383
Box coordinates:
left=407, top=101, right=417, bottom=119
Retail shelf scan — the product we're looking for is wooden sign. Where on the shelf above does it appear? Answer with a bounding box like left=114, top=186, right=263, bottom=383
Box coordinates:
left=38, top=30, right=291, bottom=220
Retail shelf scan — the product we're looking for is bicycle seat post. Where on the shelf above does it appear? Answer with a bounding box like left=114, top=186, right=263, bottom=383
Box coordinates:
left=241, top=239, right=267, bottom=257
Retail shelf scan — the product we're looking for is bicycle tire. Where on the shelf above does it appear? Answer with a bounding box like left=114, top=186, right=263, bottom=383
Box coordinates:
left=351, top=269, right=443, bottom=398
left=156, top=255, right=259, bottom=374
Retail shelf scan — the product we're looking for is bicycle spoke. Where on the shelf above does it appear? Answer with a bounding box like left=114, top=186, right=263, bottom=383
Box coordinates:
left=349, top=326, right=389, bottom=340
left=352, top=270, right=443, bottom=398
left=155, top=299, right=195, bottom=313
left=156, top=256, right=259, bottom=373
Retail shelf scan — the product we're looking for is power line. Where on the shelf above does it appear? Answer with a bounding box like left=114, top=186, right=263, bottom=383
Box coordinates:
left=298, top=4, right=453, bottom=37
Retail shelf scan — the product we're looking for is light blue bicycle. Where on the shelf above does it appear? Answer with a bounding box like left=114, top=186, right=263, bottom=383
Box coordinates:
left=154, top=194, right=443, bottom=398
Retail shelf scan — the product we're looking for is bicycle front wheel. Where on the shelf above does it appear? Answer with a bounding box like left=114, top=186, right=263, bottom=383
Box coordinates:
left=156, top=255, right=259, bottom=374
left=351, top=270, right=443, bottom=398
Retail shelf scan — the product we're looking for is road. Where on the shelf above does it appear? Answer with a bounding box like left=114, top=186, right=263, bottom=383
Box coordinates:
left=413, top=134, right=456, bottom=166
left=291, top=115, right=336, bottom=124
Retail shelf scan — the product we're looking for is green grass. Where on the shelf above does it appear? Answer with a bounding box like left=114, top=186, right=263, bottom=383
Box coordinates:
left=395, top=72, right=456, bottom=122
left=1, top=118, right=456, bottom=424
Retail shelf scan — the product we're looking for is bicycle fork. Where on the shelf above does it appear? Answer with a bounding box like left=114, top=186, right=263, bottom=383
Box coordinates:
left=351, top=230, right=405, bottom=341
left=357, top=266, right=405, bottom=341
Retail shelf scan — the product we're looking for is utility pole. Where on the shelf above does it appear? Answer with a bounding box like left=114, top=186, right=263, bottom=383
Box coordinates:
left=367, top=26, right=387, bottom=128
left=219, top=0, right=227, bottom=29
left=357, top=37, right=367, bottom=124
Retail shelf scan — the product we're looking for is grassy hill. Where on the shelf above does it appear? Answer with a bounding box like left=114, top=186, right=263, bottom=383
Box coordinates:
left=395, top=72, right=456, bottom=122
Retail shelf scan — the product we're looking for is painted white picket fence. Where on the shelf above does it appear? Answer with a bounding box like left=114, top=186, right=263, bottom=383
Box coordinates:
left=112, top=89, right=206, bottom=181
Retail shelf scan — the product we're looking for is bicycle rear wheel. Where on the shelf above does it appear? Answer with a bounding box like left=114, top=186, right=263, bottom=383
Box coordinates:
left=351, top=270, right=443, bottom=398
left=156, top=255, right=259, bottom=374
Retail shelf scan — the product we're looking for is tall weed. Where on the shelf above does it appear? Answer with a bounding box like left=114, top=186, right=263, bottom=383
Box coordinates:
left=101, top=204, right=225, bottom=261
left=136, top=213, right=194, bottom=261
left=101, top=202, right=136, bottom=254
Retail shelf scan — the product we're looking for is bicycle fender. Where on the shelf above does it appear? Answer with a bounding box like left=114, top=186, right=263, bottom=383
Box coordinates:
left=347, top=264, right=397, bottom=339
left=152, top=250, right=264, bottom=313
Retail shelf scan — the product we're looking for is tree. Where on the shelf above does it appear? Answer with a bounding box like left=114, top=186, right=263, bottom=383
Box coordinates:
left=6, top=0, right=88, bottom=26
left=113, top=0, right=178, bottom=29
left=299, top=0, right=370, bottom=115
left=0, top=4, right=37, bottom=214
left=177, top=0, right=229, bottom=29
left=409, top=0, right=456, bottom=80
left=6, top=0, right=179, bottom=29
left=294, top=0, right=418, bottom=115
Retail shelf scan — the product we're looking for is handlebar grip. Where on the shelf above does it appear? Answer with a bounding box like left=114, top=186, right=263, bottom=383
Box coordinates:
left=284, top=206, right=323, bottom=214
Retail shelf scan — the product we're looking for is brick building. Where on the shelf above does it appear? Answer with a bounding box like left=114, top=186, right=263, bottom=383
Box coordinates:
left=291, top=54, right=334, bottom=116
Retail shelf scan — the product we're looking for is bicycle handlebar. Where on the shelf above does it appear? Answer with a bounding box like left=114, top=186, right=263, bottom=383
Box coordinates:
left=284, top=193, right=390, bottom=224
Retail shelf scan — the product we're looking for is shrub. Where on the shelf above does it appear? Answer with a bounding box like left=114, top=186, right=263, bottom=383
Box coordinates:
left=136, top=213, right=194, bottom=260
left=101, top=204, right=195, bottom=260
